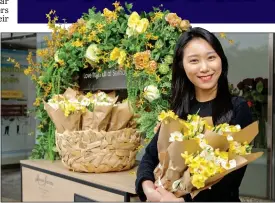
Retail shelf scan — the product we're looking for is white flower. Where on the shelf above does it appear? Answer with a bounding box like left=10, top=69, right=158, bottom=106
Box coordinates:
left=169, top=131, right=184, bottom=142
left=235, top=125, right=241, bottom=131
left=54, top=50, right=60, bottom=62
left=126, top=27, right=136, bottom=37
left=224, top=126, right=231, bottom=132
left=214, top=157, right=223, bottom=165
left=199, top=139, right=209, bottom=149
left=190, top=121, right=199, bottom=131
left=68, top=98, right=79, bottom=103
left=217, top=129, right=223, bottom=135
left=48, top=101, right=59, bottom=110
left=221, top=159, right=237, bottom=170
left=158, top=163, right=163, bottom=170
left=94, top=101, right=112, bottom=106
left=172, top=179, right=182, bottom=192
left=155, top=177, right=164, bottom=188
left=227, top=135, right=234, bottom=141
left=143, top=85, right=160, bottom=102
left=80, top=97, right=91, bottom=107
left=197, top=134, right=205, bottom=139
left=200, top=150, right=214, bottom=161
left=85, top=44, right=101, bottom=62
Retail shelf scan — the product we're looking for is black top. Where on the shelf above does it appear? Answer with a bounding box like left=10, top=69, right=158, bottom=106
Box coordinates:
left=135, top=96, right=253, bottom=202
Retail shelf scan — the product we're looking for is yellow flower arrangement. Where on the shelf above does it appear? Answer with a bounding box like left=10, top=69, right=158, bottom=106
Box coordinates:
left=6, top=2, right=194, bottom=159
left=181, top=146, right=237, bottom=189
left=156, top=110, right=254, bottom=190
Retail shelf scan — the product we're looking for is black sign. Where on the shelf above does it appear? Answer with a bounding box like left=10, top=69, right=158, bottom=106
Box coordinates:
left=79, top=69, right=127, bottom=91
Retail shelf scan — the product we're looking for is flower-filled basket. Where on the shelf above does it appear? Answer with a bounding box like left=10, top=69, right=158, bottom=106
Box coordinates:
left=44, top=87, right=141, bottom=173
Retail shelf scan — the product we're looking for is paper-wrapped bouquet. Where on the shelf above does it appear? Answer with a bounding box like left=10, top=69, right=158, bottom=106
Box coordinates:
left=44, top=87, right=141, bottom=173
left=153, top=110, right=263, bottom=199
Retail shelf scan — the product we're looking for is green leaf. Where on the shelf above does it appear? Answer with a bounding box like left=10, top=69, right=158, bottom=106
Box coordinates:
left=154, top=53, right=160, bottom=61
left=256, top=81, right=264, bottom=93
left=256, top=94, right=265, bottom=102
left=125, top=2, right=133, bottom=12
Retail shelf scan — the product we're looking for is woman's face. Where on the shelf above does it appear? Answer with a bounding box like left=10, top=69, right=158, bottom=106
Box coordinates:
left=182, top=38, right=222, bottom=91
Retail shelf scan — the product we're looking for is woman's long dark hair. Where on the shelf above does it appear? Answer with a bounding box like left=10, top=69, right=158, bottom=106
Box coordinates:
left=171, top=27, right=233, bottom=125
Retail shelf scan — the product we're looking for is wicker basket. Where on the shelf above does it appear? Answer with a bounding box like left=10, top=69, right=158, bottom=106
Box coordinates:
left=55, top=128, right=141, bottom=173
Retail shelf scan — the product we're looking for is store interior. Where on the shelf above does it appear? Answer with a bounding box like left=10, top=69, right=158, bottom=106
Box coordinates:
left=1, top=32, right=274, bottom=202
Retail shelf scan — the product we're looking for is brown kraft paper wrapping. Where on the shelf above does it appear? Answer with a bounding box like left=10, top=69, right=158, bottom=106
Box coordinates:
left=154, top=116, right=263, bottom=199
left=107, top=101, right=134, bottom=131
left=82, top=96, right=118, bottom=131
left=63, top=87, right=78, bottom=100
left=44, top=101, right=81, bottom=133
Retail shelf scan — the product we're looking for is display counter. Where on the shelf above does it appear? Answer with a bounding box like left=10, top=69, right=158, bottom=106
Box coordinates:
left=20, top=160, right=139, bottom=202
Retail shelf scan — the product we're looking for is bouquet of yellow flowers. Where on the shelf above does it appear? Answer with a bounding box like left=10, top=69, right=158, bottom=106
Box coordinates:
left=153, top=110, right=263, bottom=199
left=44, top=88, right=120, bottom=133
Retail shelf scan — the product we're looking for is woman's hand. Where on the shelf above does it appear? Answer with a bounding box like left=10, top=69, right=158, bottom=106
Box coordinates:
left=142, top=180, right=161, bottom=202
left=154, top=122, right=161, bottom=134
left=156, top=187, right=185, bottom=202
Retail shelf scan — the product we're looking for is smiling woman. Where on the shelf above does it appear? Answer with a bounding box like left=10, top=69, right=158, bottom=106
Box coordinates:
left=136, top=27, right=254, bottom=202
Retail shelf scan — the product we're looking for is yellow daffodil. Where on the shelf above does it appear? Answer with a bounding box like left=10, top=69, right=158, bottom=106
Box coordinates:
left=158, top=110, right=179, bottom=122
left=192, top=174, right=207, bottom=189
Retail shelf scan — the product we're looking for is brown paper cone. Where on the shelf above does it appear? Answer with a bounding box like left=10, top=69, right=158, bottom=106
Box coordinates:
left=174, top=169, right=194, bottom=197
left=107, top=91, right=116, bottom=99
left=154, top=151, right=170, bottom=181
left=159, top=140, right=201, bottom=191
left=107, top=101, right=133, bottom=131
left=157, top=119, right=184, bottom=154
left=44, top=101, right=81, bottom=133
left=168, top=140, right=201, bottom=170
left=203, top=134, right=229, bottom=151
left=202, top=116, right=213, bottom=126
left=231, top=121, right=259, bottom=144
left=82, top=97, right=118, bottom=131
left=63, top=87, right=78, bottom=100
left=81, top=110, right=94, bottom=130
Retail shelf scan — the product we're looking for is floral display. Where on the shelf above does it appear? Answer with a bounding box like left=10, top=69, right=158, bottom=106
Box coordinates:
left=7, top=1, right=233, bottom=160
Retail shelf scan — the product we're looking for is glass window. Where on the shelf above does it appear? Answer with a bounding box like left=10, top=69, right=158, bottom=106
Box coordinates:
left=217, top=33, right=270, bottom=200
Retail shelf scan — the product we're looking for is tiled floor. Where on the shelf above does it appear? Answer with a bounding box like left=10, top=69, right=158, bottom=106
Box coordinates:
left=0, top=166, right=272, bottom=202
